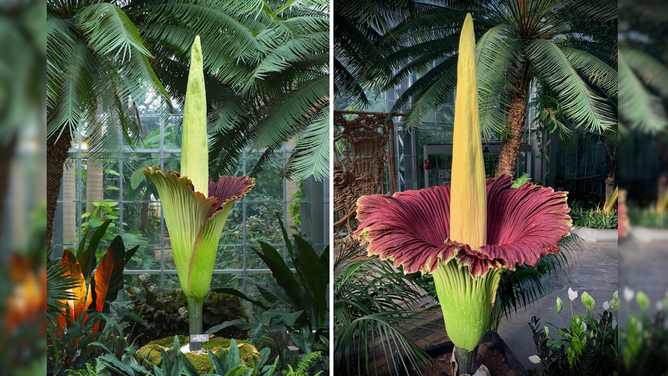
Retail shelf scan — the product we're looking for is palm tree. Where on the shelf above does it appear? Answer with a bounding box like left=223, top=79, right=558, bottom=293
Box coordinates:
left=47, top=0, right=329, bottom=247
left=47, top=1, right=168, bottom=247
left=128, top=0, right=330, bottom=182
left=334, top=0, right=420, bottom=107
left=340, top=0, right=617, bottom=177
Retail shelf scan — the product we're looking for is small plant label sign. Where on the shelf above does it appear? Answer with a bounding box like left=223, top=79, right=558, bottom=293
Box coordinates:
left=190, top=334, right=209, bottom=343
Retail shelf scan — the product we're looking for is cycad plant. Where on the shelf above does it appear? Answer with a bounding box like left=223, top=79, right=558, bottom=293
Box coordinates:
left=47, top=0, right=330, bottom=248
left=355, top=14, right=572, bottom=375
left=337, top=0, right=617, bottom=177
left=129, top=0, right=330, bottom=182
left=143, top=36, right=254, bottom=352
left=334, top=242, right=433, bottom=376
left=46, top=0, right=168, bottom=247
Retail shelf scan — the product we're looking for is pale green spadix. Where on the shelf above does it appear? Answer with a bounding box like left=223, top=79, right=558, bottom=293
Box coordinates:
left=181, top=35, right=208, bottom=197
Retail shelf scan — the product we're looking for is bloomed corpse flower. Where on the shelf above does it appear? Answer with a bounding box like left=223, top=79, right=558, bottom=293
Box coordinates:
left=355, top=13, right=572, bottom=374
left=143, top=36, right=254, bottom=350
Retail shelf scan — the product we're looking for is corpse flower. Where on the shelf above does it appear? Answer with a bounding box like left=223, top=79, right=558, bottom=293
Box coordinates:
left=355, top=14, right=571, bottom=376
left=143, top=36, right=254, bottom=351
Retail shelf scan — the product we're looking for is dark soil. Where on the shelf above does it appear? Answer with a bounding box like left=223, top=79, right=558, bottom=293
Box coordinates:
left=409, top=342, right=515, bottom=376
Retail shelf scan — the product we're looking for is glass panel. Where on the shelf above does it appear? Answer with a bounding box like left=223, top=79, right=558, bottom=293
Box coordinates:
left=124, top=273, right=161, bottom=291
left=216, top=244, right=244, bottom=270
left=163, top=273, right=182, bottom=291
left=123, top=156, right=161, bottom=200
left=246, top=202, right=284, bottom=246
left=161, top=156, right=181, bottom=175
left=246, top=152, right=284, bottom=201
left=163, top=228, right=177, bottom=271
left=163, top=119, right=183, bottom=150
left=122, top=202, right=162, bottom=244
left=242, top=273, right=272, bottom=317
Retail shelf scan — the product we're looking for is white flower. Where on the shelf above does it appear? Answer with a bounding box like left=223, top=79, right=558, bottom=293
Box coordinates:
left=624, top=287, right=635, bottom=302
left=178, top=307, right=188, bottom=317
left=529, top=355, right=542, bottom=364
left=139, top=273, right=150, bottom=282
left=603, top=301, right=610, bottom=310
left=568, top=288, right=578, bottom=301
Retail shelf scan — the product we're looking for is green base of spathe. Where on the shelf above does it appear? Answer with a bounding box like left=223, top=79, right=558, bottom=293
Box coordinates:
left=433, top=259, right=502, bottom=351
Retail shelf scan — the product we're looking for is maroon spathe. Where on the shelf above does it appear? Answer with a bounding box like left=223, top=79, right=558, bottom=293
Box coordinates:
left=355, top=175, right=572, bottom=277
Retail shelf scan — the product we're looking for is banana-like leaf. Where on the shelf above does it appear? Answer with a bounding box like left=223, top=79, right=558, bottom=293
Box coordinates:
left=59, top=248, right=92, bottom=326
left=94, top=236, right=128, bottom=313
left=253, top=241, right=306, bottom=314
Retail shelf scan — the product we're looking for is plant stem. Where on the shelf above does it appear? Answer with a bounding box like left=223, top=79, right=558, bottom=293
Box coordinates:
left=188, top=296, right=204, bottom=351
left=454, top=346, right=478, bottom=375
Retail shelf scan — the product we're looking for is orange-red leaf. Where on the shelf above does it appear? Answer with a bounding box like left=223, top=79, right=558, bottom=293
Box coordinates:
left=60, top=249, right=92, bottom=324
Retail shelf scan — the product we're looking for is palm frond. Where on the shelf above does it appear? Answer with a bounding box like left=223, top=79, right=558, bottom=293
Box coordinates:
left=476, top=24, right=522, bottom=139
left=47, top=39, right=96, bottom=143
left=46, top=257, right=77, bottom=329
left=392, top=58, right=458, bottom=129
left=529, top=39, right=616, bottom=134
left=135, top=0, right=260, bottom=64
left=334, top=13, right=392, bottom=96
left=619, top=49, right=668, bottom=134
left=334, top=57, right=369, bottom=107
left=251, top=74, right=328, bottom=150
left=75, top=3, right=152, bottom=61
left=622, top=47, right=668, bottom=100
left=561, top=47, right=617, bottom=99
left=285, top=109, right=330, bottom=182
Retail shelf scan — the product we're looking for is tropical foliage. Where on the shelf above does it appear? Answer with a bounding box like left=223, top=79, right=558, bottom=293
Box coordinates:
left=619, top=290, right=668, bottom=375
left=336, top=0, right=617, bottom=176
left=334, top=243, right=432, bottom=376
left=47, top=0, right=330, bottom=246
left=528, top=290, right=618, bottom=376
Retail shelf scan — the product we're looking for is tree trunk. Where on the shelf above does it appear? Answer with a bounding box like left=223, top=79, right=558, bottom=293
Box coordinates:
left=496, top=67, right=531, bottom=178
left=47, top=130, right=72, bottom=250
left=603, top=138, right=617, bottom=203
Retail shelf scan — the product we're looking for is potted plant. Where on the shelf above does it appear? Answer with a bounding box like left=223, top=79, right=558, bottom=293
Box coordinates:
left=143, top=35, right=254, bottom=352
left=355, top=14, right=572, bottom=376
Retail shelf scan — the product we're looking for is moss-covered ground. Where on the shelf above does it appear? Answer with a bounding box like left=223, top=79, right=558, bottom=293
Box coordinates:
left=137, top=335, right=260, bottom=374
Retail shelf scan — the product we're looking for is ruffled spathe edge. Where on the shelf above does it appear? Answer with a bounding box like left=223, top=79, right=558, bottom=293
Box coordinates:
left=143, top=166, right=254, bottom=216
left=355, top=175, right=572, bottom=278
